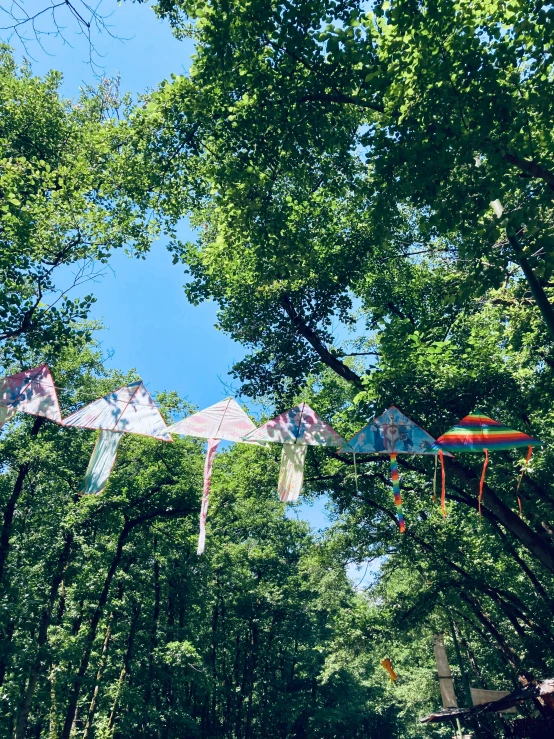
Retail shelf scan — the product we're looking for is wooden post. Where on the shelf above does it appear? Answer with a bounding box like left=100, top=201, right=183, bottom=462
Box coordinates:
left=433, top=633, right=458, bottom=708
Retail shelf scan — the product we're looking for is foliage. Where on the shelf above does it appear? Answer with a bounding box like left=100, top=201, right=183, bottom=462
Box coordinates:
left=0, top=47, right=162, bottom=365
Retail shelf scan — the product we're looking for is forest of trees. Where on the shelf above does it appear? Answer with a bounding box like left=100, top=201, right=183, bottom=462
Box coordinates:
left=2, top=0, right=554, bottom=736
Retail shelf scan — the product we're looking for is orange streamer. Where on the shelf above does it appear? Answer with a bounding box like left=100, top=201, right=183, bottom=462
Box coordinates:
left=439, top=450, right=446, bottom=518
left=381, top=658, right=397, bottom=682
left=516, top=445, right=533, bottom=517
left=478, top=449, right=489, bottom=518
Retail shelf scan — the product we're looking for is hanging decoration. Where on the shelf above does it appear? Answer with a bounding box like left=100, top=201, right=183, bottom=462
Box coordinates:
left=342, top=406, right=448, bottom=531
left=242, top=402, right=346, bottom=502
left=381, top=658, right=398, bottom=682
left=166, top=398, right=257, bottom=554
left=0, top=364, right=62, bottom=427
left=62, top=381, right=172, bottom=494
left=431, top=412, right=542, bottom=517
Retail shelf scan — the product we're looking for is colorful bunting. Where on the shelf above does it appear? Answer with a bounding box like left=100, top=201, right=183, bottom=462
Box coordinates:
left=0, top=364, right=62, bottom=425
left=167, top=398, right=257, bottom=554
left=432, top=412, right=542, bottom=517
left=342, top=407, right=446, bottom=531
left=243, top=403, right=345, bottom=504
left=63, top=381, right=172, bottom=495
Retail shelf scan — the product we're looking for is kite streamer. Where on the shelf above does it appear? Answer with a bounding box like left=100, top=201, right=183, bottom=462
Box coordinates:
left=82, top=431, right=123, bottom=495
left=389, top=454, right=405, bottom=532
left=439, top=450, right=446, bottom=518
left=432, top=413, right=542, bottom=518
left=478, top=449, right=489, bottom=518
left=381, top=658, right=397, bottom=682
left=197, top=438, right=220, bottom=555
left=278, top=444, right=307, bottom=502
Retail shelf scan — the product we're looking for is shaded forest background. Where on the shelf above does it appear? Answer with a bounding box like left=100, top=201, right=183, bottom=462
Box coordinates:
left=1, top=0, right=554, bottom=736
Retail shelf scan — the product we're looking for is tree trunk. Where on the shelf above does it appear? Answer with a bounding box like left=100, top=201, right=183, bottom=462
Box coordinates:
left=14, top=531, right=73, bottom=739
left=82, top=615, right=113, bottom=739
left=59, top=521, right=132, bottom=739
left=107, top=601, right=141, bottom=735
left=0, top=416, right=45, bottom=584
left=507, top=228, right=554, bottom=342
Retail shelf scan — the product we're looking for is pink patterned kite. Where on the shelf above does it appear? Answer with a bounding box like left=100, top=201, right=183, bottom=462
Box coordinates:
left=243, top=402, right=346, bottom=503
left=167, top=397, right=256, bottom=554
left=0, top=364, right=62, bottom=427
left=62, top=381, right=172, bottom=495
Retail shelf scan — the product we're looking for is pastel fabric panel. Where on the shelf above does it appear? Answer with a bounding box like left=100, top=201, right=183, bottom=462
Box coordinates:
left=63, top=382, right=171, bottom=441
left=244, top=403, right=345, bottom=447
left=0, top=405, right=15, bottom=429
left=346, top=406, right=440, bottom=455
left=0, top=364, right=62, bottom=423
left=278, top=444, right=307, bottom=502
left=197, top=438, right=220, bottom=555
left=433, top=412, right=542, bottom=452
left=82, top=430, right=123, bottom=495
left=167, top=397, right=255, bottom=441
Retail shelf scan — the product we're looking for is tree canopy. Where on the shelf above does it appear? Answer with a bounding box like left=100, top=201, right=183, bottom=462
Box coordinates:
left=1, top=2, right=554, bottom=737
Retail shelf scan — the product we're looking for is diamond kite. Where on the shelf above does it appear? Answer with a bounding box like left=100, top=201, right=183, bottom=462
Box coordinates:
left=243, top=403, right=345, bottom=503
left=167, top=398, right=257, bottom=554
left=63, top=381, right=172, bottom=494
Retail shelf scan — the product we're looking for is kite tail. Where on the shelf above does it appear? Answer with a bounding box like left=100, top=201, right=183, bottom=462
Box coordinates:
left=353, top=451, right=359, bottom=493
left=197, top=439, right=220, bottom=555
left=433, top=454, right=437, bottom=504
left=389, top=454, right=405, bottom=533
left=478, top=449, right=489, bottom=519
left=516, top=445, right=533, bottom=517
left=439, top=450, right=446, bottom=518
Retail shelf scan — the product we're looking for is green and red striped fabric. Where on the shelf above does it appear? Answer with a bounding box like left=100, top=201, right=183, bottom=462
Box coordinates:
left=434, top=412, right=542, bottom=452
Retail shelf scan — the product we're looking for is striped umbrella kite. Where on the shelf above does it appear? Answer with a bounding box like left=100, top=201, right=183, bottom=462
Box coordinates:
left=431, top=412, right=542, bottom=516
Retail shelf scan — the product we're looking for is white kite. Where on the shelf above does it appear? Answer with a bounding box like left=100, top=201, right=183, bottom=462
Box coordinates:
left=63, top=381, right=172, bottom=495
left=166, top=397, right=256, bottom=554
left=0, top=364, right=62, bottom=428
left=243, top=402, right=346, bottom=503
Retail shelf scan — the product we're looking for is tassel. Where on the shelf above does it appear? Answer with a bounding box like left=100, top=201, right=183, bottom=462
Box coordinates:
left=516, top=445, right=532, bottom=516
left=478, top=449, right=489, bottom=518
left=439, top=450, right=446, bottom=518
left=389, top=454, right=405, bottom=532
left=433, top=454, right=438, bottom=504
left=197, top=438, right=220, bottom=555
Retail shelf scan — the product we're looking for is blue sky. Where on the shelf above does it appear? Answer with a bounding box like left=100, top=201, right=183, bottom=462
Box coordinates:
left=4, top=0, right=346, bottom=534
